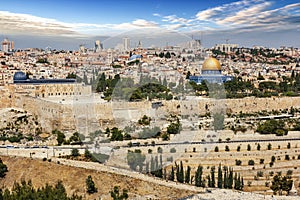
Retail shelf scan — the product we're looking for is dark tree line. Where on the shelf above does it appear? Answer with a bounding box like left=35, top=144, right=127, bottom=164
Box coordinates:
left=190, top=73, right=300, bottom=98
left=0, top=180, right=82, bottom=200
left=166, top=162, right=244, bottom=191
left=271, top=174, right=293, bottom=195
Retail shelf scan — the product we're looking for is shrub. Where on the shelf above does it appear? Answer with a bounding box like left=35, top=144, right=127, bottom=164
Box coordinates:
left=285, top=155, right=290, bottom=160
left=170, top=148, right=176, bottom=153
left=235, top=159, right=242, bottom=166
left=248, top=160, right=255, bottom=166
left=157, top=147, right=163, bottom=154
left=0, top=159, right=8, bottom=178
left=71, top=148, right=80, bottom=157
left=214, top=146, right=219, bottom=152
left=225, top=145, right=230, bottom=152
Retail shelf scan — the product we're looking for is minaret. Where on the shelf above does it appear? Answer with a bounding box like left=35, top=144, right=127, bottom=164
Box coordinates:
left=137, top=40, right=142, bottom=49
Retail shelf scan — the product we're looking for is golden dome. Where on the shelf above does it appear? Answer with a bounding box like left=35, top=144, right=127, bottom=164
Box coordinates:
left=202, top=57, right=221, bottom=71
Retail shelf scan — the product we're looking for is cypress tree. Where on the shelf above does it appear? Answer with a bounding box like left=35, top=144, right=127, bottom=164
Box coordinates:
left=234, top=172, right=238, bottom=190
left=223, top=166, right=228, bottom=189
left=228, top=167, right=233, bottom=189
left=86, top=175, right=97, bottom=194
left=237, top=173, right=242, bottom=190
left=185, top=166, right=191, bottom=184
left=157, top=155, right=163, bottom=178
left=211, top=166, right=216, bottom=188
left=176, top=162, right=180, bottom=182
left=207, top=175, right=211, bottom=187
left=154, top=156, right=159, bottom=172
left=195, top=165, right=203, bottom=187
left=169, top=166, right=175, bottom=181
left=177, top=161, right=184, bottom=183
left=150, top=157, right=155, bottom=175
left=217, top=164, right=223, bottom=189
left=241, top=177, right=244, bottom=190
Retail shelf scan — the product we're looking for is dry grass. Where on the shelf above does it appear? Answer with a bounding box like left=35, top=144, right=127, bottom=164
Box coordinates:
left=0, top=156, right=197, bottom=200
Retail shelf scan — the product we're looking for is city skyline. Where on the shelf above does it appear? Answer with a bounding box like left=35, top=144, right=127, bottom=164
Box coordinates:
left=0, top=0, right=299, bottom=49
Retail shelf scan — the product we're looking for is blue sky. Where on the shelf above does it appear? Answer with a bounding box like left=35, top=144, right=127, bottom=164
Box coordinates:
left=0, top=0, right=299, bottom=49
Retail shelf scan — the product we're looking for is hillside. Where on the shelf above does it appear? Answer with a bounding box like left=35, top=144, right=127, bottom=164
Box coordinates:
left=0, top=156, right=197, bottom=200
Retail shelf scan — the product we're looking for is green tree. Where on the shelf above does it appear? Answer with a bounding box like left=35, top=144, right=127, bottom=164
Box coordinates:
left=225, top=145, right=230, bottom=152
left=257, top=143, right=261, bottom=151
left=176, top=161, right=184, bottom=183
left=69, top=132, right=82, bottom=144
left=127, top=149, right=146, bottom=171
left=195, top=165, right=204, bottom=187
left=210, top=166, right=216, bottom=188
left=165, top=51, right=171, bottom=59
left=186, top=71, right=191, bottom=79
left=257, top=119, right=287, bottom=136
left=214, top=146, right=219, bottom=152
left=169, top=166, right=175, bottom=181
left=0, top=179, right=82, bottom=200
left=268, top=143, right=272, bottom=150
left=0, top=159, right=8, bottom=178
left=167, top=122, right=181, bottom=134
left=86, top=175, right=97, bottom=194
left=271, top=155, right=276, bottom=163
left=71, top=148, right=80, bottom=157
left=223, top=166, right=228, bottom=189
left=185, top=166, right=191, bottom=184
left=217, top=164, right=222, bottom=189
left=235, top=160, right=242, bottom=166
left=84, top=149, right=96, bottom=161
left=110, top=186, right=128, bottom=200
left=110, top=127, right=123, bottom=141
left=248, top=160, right=255, bottom=165
left=271, top=175, right=293, bottom=195
left=228, top=168, right=233, bottom=189
left=96, top=73, right=106, bottom=92
left=53, top=130, right=66, bottom=146
left=247, top=144, right=251, bottom=151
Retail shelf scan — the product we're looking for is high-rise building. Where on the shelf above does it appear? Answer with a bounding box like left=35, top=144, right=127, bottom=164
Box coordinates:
left=214, top=43, right=238, bottom=53
left=123, top=37, right=130, bottom=51
left=95, top=40, right=103, bottom=52
left=11, top=41, right=14, bottom=50
left=79, top=45, right=86, bottom=53
left=1, top=38, right=14, bottom=52
left=137, top=40, right=142, bottom=49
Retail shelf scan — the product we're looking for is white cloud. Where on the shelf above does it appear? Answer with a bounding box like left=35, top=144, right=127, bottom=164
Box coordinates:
left=153, top=13, right=161, bottom=17
left=217, top=1, right=271, bottom=25
left=0, top=11, right=159, bottom=37
left=194, top=0, right=300, bottom=33
left=195, top=0, right=259, bottom=21
left=0, top=11, right=78, bottom=36
left=162, top=15, right=192, bottom=24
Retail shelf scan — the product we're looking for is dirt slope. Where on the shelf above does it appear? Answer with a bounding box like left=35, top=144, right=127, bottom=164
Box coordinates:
left=0, top=156, right=197, bottom=200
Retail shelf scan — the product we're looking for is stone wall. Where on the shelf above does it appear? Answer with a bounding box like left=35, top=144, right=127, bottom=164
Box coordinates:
left=4, top=89, right=300, bottom=134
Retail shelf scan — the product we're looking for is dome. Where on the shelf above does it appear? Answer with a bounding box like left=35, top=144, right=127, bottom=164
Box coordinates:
left=13, top=71, right=27, bottom=81
left=202, top=57, right=221, bottom=71
left=129, top=54, right=142, bottom=61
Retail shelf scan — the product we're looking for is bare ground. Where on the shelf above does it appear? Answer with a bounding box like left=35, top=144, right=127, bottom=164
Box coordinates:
left=0, top=156, right=198, bottom=200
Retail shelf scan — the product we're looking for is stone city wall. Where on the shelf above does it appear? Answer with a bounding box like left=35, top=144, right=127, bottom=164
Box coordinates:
left=4, top=94, right=300, bottom=134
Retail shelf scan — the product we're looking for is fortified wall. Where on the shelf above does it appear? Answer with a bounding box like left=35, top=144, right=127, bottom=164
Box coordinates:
left=4, top=91, right=300, bottom=134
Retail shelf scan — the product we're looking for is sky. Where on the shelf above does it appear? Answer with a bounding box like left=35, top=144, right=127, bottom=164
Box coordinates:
left=0, top=0, right=299, bottom=49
